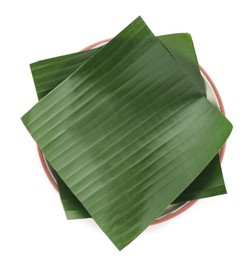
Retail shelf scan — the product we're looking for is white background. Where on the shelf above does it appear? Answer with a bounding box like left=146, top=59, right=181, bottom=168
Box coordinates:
left=0, top=0, right=250, bottom=259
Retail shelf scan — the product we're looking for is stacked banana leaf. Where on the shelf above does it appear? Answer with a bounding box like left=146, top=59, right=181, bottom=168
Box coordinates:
left=22, top=17, right=232, bottom=250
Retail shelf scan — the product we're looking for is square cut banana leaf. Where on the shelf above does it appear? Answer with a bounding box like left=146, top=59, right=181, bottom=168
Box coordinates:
left=22, top=17, right=232, bottom=249
left=31, top=33, right=227, bottom=220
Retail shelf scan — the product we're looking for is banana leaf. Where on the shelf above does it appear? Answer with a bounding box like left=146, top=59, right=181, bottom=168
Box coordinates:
left=30, top=33, right=226, bottom=219
left=22, top=17, right=232, bottom=249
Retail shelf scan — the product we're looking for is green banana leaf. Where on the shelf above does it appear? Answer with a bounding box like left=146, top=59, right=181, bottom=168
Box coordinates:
left=22, top=17, right=232, bottom=249
left=31, top=33, right=226, bottom=219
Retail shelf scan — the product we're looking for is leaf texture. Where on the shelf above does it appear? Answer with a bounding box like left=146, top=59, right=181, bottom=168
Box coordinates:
left=31, top=33, right=226, bottom=219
